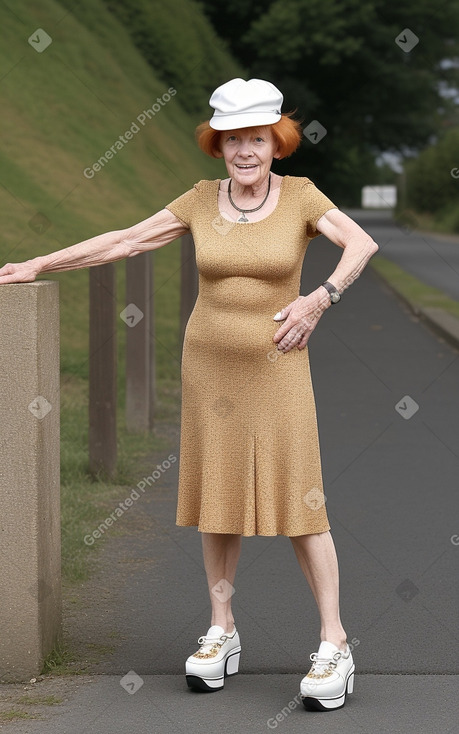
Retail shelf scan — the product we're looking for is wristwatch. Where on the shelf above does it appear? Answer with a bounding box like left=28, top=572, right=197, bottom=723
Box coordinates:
left=321, top=281, right=341, bottom=304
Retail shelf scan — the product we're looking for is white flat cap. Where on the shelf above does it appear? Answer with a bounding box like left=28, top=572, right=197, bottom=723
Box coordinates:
left=209, top=78, right=283, bottom=130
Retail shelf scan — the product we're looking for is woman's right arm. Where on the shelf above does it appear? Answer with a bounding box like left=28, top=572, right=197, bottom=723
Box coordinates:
left=0, top=208, right=189, bottom=284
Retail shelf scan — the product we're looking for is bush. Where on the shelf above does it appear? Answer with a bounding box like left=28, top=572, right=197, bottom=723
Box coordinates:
left=403, top=127, right=459, bottom=219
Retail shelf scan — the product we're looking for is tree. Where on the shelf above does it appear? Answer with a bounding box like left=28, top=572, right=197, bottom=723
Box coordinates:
left=199, top=0, right=459, bottom=204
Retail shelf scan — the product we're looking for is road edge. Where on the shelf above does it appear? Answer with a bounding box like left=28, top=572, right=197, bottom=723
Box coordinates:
left=369, top=263, right=459, bottom=352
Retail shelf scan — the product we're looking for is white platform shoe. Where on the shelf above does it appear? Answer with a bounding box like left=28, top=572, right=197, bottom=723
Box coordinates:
left=300, top=640, right=355, bottom=711
left=186, top=624, right=241, bottom=692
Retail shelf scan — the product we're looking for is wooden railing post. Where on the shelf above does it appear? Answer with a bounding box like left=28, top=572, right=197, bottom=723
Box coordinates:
left=180, top=233, right=198, bottom=354
left=89, top=264, right=117, bottom=478
left=125, top=252, right=154, bottom=432
left=148, top=255, right=156, bottom=429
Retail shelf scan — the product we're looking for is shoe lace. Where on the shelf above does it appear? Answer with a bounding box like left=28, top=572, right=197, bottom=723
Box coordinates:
left=309, top=650, right=342, bottom=675
left=196, top=632, right=229, bottom=654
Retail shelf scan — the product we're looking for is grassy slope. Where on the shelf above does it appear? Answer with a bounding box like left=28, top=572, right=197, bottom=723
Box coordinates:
left=1, top=0, right=243, bottom=583
left=1, top=0, right=240, bottom=379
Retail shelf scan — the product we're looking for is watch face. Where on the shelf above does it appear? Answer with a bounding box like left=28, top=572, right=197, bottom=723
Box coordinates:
left=331, top=292, right=341, bottom=302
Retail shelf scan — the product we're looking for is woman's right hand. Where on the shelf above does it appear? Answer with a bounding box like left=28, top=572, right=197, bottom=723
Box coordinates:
left=0, top=260, right=39, bottom=284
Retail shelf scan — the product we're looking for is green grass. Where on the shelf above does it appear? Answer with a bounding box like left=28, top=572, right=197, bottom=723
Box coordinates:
left=85, top=643, right=116, bottom=656
left=370, top=255, right=459, bottom=319
left=40, top=634, right=119, bottom=675
left=1, top=0, right=241, bottom=388
left=0, top=711, right=39, bottom=722
left=1, top=0, right=243, bottom=586
left=59, top=372, right=181, bottom=583
left=0, top=692, right=63, bottom=722
left=395, top=206, right=459, bottom=237
left=41, top=639, right=85, bottom=675
left=15, top=696, right=63, bottom=706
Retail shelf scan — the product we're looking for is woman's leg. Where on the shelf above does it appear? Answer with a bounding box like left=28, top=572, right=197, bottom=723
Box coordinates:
left=201, top=532, right=242, bottom=633
left=289, top=530, right=347, bottom=651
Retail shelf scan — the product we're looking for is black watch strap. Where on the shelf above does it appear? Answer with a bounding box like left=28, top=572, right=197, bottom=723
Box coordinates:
left=321, top=281, right=341, bottom=304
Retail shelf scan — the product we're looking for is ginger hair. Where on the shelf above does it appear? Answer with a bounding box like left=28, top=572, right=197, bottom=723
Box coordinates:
left=195, top=112, right=303, bottom=160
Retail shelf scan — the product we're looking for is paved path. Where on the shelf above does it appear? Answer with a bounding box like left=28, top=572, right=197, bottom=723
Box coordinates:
left=2, top=216, right=458, bottom=733
left=3, top=674, right=458, bottom=734
left=344, top=209, right=459, bottom=300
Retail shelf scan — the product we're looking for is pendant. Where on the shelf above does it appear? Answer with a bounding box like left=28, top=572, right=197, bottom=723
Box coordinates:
left=238, top=212, right=249, bottom=222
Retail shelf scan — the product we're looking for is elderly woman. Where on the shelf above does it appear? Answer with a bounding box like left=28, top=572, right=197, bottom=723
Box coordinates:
left=0, top=78, right=378, bottom=711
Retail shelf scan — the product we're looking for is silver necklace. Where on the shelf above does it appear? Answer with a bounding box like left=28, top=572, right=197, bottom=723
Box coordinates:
left=228, top=173, right=272, bottom=222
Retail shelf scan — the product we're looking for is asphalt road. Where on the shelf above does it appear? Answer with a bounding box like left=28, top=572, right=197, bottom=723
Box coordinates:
left=2, top=213, right=458, bottom=733
left=344, top=208, right=459, bottom=300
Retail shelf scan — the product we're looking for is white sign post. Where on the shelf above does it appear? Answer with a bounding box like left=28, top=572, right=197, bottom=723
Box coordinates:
left=362, top=185, right=397, bottom=208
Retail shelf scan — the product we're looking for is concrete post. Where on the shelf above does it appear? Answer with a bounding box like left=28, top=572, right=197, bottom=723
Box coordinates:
left=0, top=281, right=61, bottom=682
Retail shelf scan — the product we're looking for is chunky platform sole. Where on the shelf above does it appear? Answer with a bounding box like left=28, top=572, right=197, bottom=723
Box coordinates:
left=186, top=649, right=241, bottom=692
left=301, top=670, right=354, bottom=711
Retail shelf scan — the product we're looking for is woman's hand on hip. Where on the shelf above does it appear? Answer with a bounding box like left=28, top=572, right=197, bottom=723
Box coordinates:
left=272, top=289, right=330, bottom=352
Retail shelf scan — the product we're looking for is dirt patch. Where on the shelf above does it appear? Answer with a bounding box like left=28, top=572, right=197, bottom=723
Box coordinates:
left=0, top=675, right=94, bottom=725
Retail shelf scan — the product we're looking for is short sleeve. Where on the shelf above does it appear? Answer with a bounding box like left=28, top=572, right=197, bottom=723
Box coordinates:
left=164, top=182, right=201, bottom=228
left=300, top=178, right=338, bottom=239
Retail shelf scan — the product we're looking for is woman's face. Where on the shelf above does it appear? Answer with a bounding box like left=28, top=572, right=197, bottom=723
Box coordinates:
left=219, top=126, right=280, bottom=188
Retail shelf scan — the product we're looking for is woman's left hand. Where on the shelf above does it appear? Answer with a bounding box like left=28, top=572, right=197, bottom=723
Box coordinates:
left=272, top=289, right=330, bottom=352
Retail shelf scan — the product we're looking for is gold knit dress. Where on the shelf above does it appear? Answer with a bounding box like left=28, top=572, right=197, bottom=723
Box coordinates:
left=165, top=175, right=336, bottom=536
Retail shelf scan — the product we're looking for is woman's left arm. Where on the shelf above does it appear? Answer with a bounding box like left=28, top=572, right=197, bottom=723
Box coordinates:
left=314, top=208, right=379, bottom=294
left=272, top=209, right=379, bottom=352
